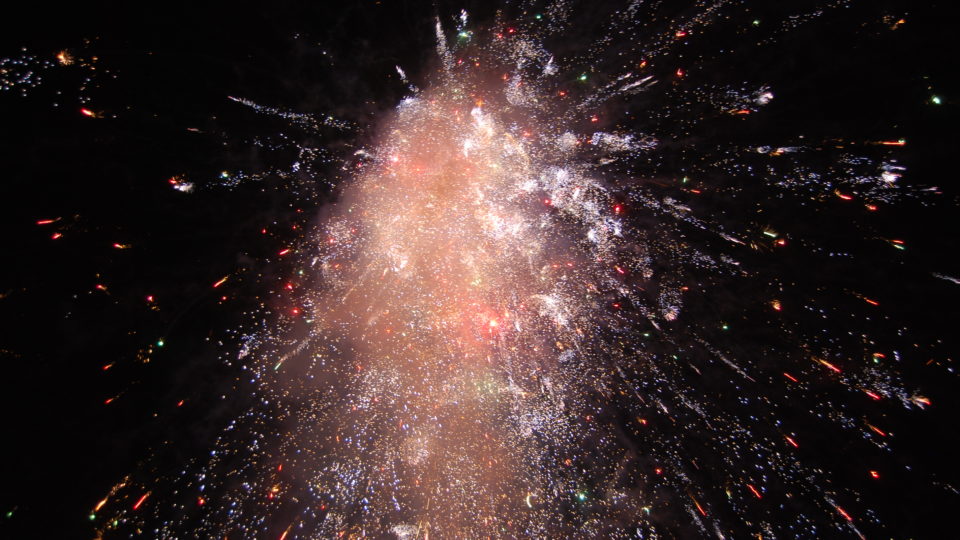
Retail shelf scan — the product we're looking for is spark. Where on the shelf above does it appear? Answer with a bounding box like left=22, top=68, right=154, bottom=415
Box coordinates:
left=132, top=492, right=150, bottom=510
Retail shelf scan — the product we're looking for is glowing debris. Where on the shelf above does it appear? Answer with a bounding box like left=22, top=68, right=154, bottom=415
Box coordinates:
left=132, top=492, right=150, bottom=511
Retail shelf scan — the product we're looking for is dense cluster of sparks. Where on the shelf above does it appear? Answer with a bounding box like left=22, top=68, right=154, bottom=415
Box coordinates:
left=9, top=1, right=945, bottom=538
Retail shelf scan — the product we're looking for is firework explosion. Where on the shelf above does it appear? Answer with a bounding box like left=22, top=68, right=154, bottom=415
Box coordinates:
left=3, top=1, right=957, bottom=538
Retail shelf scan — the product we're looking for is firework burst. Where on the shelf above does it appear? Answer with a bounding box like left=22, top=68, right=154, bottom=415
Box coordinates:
left=85, top=2, right=954, bottom=538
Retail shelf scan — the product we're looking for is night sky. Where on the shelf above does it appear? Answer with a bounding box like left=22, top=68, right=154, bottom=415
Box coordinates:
left=2, top=1, right=958, bottom=538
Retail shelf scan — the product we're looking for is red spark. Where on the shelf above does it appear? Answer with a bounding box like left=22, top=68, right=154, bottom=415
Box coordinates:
left=132, top=492, right=150, bottom=510
left=692, top=497, right=707, bottom=516
left=818, top=359, right=842, bottom=373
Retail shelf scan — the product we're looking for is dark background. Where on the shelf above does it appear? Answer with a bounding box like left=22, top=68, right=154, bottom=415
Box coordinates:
left=1, top=1, right=958, bottom=537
